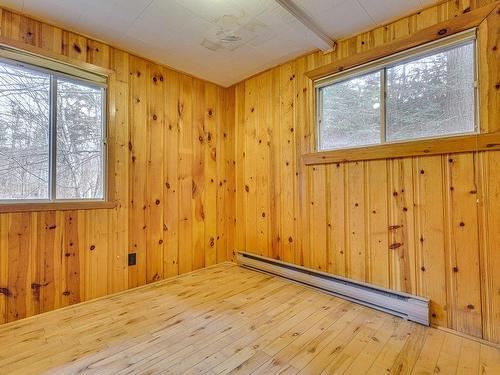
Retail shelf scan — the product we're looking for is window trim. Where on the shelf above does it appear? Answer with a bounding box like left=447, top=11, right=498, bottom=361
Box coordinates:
left=314, top=28, right=479, bottom=152
left=0, top=44, right=111, bottom=209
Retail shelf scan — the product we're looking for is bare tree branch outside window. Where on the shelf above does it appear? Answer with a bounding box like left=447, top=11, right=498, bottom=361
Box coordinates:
left=318, top=41, right=476, bottom=150
left=0, top=60, right=104, bottom=201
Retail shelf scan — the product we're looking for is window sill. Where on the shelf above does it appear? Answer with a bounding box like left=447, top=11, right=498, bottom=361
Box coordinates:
left=303, top=133, right=500, bottom=165
left=0, top=200, right=117, bottom=214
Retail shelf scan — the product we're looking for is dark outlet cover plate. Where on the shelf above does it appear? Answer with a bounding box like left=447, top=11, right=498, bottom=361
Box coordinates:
left=128, top=253, right=137, bottom=266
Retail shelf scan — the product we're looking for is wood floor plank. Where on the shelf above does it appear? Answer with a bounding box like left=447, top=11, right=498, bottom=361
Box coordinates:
left=0, top=263, right=497, bottom=375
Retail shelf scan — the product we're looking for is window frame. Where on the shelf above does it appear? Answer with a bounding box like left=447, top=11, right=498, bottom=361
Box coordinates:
left=0, top=44, right=111, bottom=209
left=314, top=28, right=479, bottom=152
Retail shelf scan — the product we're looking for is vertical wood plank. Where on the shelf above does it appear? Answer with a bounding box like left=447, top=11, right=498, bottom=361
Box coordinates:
left=204, top=83, right=218, bottom=267
left=244, top=77, right=258, bottom=255
left=146, top=63, right=165, bottom=283
left=279, top=62, right=296, bottom=263
left=164, top=69, right=180, bottom=277
left=346, top=161, right=366, bottom=282
left=414, top=156, right=448, bottom=327
left=367, top=160, right=390, bottom=288
left=256, top=72, right=271, bottom=258
left=178, top=75, right=194, bottom=274
left=446, top=153, right=482, bottom=337
left=389, top=158, right=417, bottom=293
left=478, top=151, right=500, bottom=344
left=192, top=79, right=206, bottom=271
left=128, top=56, right=148, bottom=288
left=234, top=82, right=246, bottom=261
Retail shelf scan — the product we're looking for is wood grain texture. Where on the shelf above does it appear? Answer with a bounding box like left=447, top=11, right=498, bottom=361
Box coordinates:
left=0, top=264, right=498, bottom=375
left=0, top=6, right=229, bottom=324
left=230, top=0, right=500, bottom=344
left=303, top=132, right=500, bottom=165
left=305, top=2, right=497, bottom=81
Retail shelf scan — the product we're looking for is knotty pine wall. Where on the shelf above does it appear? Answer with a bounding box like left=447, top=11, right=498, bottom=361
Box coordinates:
left=0, top=8, right=233, bottom=324
left=229, top=0, right=500, bottom=343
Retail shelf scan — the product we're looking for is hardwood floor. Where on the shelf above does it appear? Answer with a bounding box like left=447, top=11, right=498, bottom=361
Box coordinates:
left=0, top=263, right=498, bottom=375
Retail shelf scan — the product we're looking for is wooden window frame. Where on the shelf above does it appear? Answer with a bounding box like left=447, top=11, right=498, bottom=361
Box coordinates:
left=303, top=3, right=500, bottom=166
left=0, top=38, right=116, bottom=213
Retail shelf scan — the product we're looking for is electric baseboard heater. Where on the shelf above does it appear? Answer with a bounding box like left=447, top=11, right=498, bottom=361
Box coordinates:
left=237, top=251, right=430, bottom=326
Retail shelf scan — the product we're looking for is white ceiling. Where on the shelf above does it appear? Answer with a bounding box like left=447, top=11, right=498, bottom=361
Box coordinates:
left=2, top=0, right=438, bottom=87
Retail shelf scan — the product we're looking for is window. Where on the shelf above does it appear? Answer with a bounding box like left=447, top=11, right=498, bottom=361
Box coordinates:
left=0, top=47, right=107, bottom=202
left=316, top=30, right=478, bottom=151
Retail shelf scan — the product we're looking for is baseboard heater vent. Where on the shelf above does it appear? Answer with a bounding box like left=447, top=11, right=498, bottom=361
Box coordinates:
left=237, top=251, right=430, bottom=326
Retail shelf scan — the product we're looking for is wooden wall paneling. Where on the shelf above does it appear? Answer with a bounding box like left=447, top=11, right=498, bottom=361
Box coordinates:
left=230, top=1, right=499, bottom=342
left=327, top=163, right=346, bottom=276
left=17, top=12, right=40, bottom=47
left=0, top=214, right=7, bottom=324
left=279, top=62, right=297, bottom=263
left=478, top=4, right=500, bottom=133
left=366, top=160, right=390, bottom=288
left=256, top=72, right=271, bottom=258
left=64, top=32, right=87, bottom=62
left=388, top=158, right=417, bottom=294
left=446, top=153, right=483, bottom=337
left=128, top=56, right=148, bottom=288
left=6, top=213, right=32, bottom=322
left=310, top=162, right=327, bottom=272
left=295, top=56, right=310, bottom=268
left=178, top=74, right=194, bottom=274
left=234, top=82, right=246, bottom=261
left=303, top=133, right=500, bottom=166
left=0, top=0, right=498, bottom=345
left=61, top=211, right=82, bottom=307
left=315, top=52, right=332, bottom=274
left=107, top=50, right=130, bottom=293
left=35, top=211, right=63, bottom=314
left=345, top=162, right=367, bottom=281
left=0, top=5, right=231, bottom=325
left=414, top=156, right=448, bottom=327
left=244, top=77, right=258, bottom=255
left=0, top=10, right=20, bottom=41
left=163, top=69, right=180, bottom=277
left=84, top=210, right=108, bottom=300
left=478, top=151, right=500, bottom=344
left=216, top=86, right=226, bottom=263
left=222, top=86, right=236, bottom=262
left=145, top=62, right=165, bottom=282
left=269, top=69, right=282, bottom=261
left=192, top=79, right=206, bottom=271
left=86, top=39, right=110, bottom=70
left=204, top=83, right=218, bottom=266
left=40, top=22, right=63, bottom=54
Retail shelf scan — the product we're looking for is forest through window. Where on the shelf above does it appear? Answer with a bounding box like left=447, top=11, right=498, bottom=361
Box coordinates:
left=317, top=37, right=477, bottom=151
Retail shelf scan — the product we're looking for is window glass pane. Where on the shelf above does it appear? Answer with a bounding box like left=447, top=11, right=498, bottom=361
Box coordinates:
left=386, top=42, right=475, bottom=142
left=319, top=70, right=381, bottom=150
left=56, top=79, right=103, bottom=199
left=0, top=62, right=50, bottom=199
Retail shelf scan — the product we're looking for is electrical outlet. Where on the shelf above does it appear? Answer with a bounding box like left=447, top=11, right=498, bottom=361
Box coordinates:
left=128, top=253, right=136, bottom=266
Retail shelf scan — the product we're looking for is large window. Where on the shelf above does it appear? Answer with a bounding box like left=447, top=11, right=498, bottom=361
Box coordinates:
left=316, top=30, right=478, bottom=151
left=0, top=48, right=106, bottom=202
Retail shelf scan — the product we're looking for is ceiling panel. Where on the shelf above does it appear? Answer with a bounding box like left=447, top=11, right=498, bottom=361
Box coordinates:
left=358, top=0, right=423, bottom=24
left=2, top=0, right=439, bottom=86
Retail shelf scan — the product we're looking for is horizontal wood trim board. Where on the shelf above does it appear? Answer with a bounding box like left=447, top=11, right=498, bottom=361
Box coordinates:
left=0, top=201, right=116, bottom=213
left=0, top=36, right=114, bottom=76
left=305, top=2, right=497, bottom=81
left=303, top=133, right=500, bottom=165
